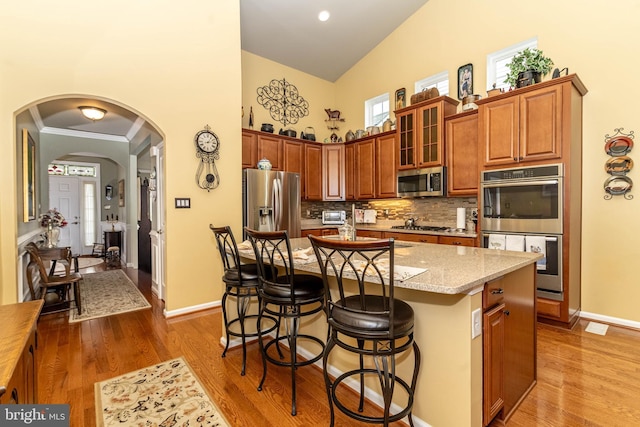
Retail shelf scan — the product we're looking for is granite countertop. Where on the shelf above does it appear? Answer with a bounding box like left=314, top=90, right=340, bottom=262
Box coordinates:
left=239, top=237, right=541, bottom=295
left=301, top=220, right=478, bottom=238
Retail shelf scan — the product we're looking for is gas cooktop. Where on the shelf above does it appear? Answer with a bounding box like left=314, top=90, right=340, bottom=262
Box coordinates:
left=391, top=225, right=449, bottom=231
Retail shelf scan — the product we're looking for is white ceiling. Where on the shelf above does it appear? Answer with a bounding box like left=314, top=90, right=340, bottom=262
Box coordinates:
left=31, top=1, right=428, bottom=144
left=241, top=0, right=429, bottom=82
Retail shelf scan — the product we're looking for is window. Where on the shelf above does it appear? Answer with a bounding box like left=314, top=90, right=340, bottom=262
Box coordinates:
left=487, top=37, right=537, bottom=91
left=365, top=93, right=389, bottom=128
left=82, top=182, right=96, bottom=246
left=415, top=71, right=449, bottom=97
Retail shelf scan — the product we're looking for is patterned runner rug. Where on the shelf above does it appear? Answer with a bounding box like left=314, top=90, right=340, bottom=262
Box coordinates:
left=69, top=270, right=151, bottom=323
left=95, top=357, right=230, bottom=427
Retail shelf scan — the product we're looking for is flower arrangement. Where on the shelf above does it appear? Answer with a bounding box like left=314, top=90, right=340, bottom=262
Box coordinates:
left=39, top=208, right=68, bottom=228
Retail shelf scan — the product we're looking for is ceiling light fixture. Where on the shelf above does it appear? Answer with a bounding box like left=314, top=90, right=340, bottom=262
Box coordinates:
left=79, top=106, right=106, bottom=121
left=318, top=10, right=330, bottom=22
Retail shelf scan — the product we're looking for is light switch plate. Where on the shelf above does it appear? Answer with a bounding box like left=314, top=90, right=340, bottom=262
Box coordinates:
left=471, top=308, right=482, bottom=339
left=175, top=198, right=191, bottom=209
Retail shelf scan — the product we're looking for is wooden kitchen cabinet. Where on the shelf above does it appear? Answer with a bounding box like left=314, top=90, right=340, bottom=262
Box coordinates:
left=396, top=96, right=459, bottom=170
left=483, top=302, right=505, bottom=426
left=323, top=144, right=345, bottom=201
left=375, top=132, right=397, bottom=198
left=304, top=143, right=323, bottom=201
left=354, top=138, right=376, bottom=199
left=478, top=75, right=587, bottom=168
left=356, top=229, right=383, bottom=239
left=446, top=110, right=479, bottom=196
left=347, top=131, right=396, bottom=200
left=301, top=228, right=337, bottom=237
left=384, top=232, right=438, bottom=244
left=242, top=131, right=258, bottom=169
left=438, top=235, right=475, bottom=247
left=482, top=266, right=536, bottom=425
left=344, top=143, right=355, bottom=200
left=283, top=139, right=304, bottom=175
left=0, top=300, right=42, bottom=405
left=257, top=134, right=283, bottom=170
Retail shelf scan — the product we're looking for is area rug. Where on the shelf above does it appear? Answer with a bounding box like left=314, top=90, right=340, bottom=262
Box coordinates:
left=69, top=270, right=151, bottom=323
left=95, top=357, right=230, bottom=427
left=53, top=256, right=104, bottom=274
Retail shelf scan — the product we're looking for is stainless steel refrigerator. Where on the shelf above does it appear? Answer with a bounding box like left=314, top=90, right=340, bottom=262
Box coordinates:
left=243, top=169, right=301, bottom=238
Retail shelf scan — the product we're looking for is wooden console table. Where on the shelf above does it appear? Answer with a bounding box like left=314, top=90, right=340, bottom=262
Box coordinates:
left=0, top=300, right=43, bottom=404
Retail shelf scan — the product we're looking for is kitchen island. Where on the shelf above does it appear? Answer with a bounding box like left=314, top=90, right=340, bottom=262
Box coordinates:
left=239, top=237, right=541, bottom=426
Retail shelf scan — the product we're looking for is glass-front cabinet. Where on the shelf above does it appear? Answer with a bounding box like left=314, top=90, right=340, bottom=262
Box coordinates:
left=395, top=96, right=459, bottom=170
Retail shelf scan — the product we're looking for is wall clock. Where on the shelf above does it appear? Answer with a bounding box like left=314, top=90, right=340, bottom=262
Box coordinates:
left=195, top=124, right=220, bottom=191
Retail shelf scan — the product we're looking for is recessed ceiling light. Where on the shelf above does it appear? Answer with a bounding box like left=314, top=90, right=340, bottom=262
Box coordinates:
left=318, top=10, right=330, bottom=22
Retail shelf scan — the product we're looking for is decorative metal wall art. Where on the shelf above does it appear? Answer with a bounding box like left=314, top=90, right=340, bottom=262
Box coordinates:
left=603, top=128, right=634, bottom=200
left=257, top=78, right=309, bottom=126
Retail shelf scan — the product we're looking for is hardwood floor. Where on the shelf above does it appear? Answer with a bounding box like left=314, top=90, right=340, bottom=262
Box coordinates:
left=36, top=264, right=640, bottom=426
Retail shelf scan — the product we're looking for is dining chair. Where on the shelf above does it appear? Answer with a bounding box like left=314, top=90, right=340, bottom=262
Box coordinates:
left=244, top=227, right=326, bottom=416
left=25, top=242, right=83, bottom=315
left=308, top=235, right=420, bottom=427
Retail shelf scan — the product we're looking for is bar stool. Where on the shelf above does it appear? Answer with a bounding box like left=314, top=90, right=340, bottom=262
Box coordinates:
left=309, top=235, right=420, bottom=427
left=244, top=228, right=326, bottom=416
left=210, top=225, right=277, bottom=376
left=106, top=246, right=120, bottom=267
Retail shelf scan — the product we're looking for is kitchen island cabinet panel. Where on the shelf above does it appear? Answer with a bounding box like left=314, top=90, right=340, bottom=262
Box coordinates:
left=239, top=238, right=539, bottom=426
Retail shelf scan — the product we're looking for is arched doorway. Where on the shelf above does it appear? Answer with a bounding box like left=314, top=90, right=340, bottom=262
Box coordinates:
left=15, top=94, right=166, bottom=302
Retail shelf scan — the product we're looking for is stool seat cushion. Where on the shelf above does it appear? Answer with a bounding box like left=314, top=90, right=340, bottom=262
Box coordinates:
left=223, top=263, right=259, bottom=285
left=263, top=274, right=324, bottom=301
left=107, top=246, right=120, bottom=252
left=331, top=295, right=414, bottom=338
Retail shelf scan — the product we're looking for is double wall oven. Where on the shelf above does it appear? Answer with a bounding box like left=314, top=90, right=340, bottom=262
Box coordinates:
left=480, top=164, right=564, bottom=300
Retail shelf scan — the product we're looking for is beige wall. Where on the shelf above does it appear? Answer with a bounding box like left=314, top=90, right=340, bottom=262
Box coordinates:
left=2, top=0, right=639, bottom=322
left=242, top=51, right=337, bottom=143
left=332, top=0, right=640, bottom=324
left=0, top=0, right=241, bottom=309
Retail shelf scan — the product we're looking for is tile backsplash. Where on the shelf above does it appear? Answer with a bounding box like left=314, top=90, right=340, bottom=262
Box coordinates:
left=302, top=197, right=477, bottom=228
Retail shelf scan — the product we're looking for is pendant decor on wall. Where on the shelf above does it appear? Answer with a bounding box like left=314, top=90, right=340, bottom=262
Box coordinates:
left=257, top=78, right=309, bottom=126
left=603, top=127, right=634, bottom=200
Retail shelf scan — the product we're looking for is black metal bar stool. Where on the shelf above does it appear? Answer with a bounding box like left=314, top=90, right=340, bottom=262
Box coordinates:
left=309, top=235, right=420, bottom=427
left=210, top=225, right=277, bottom=376
left=244, top=228, right=327, bottom=416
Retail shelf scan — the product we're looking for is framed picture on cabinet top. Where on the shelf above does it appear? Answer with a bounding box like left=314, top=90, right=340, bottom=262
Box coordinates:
left=22, top=128, right=36, bottom=222
left=458, top=63, right=473, bottom=100
left=395, top=88, right=406, bottom=110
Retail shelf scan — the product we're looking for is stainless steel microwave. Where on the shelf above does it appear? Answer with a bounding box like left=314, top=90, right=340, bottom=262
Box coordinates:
left=397, top=166, right=446, bottom=197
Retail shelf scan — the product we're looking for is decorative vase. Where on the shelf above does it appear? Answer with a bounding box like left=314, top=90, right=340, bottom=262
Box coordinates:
left=257, top=158, right=272, bottom=170
left=46, top=223, right=60, bottom=248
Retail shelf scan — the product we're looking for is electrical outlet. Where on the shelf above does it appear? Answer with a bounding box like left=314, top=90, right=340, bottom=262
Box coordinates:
left=471, top=308, right=482, bottom=339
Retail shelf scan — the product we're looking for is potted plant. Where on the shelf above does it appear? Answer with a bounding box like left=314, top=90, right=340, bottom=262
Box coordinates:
left=504, top=48, right=554, bottom=89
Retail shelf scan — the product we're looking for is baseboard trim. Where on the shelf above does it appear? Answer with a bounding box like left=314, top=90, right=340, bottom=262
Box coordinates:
left=580, top=311, right=640, bottom=331
left=164, top=300, right=221, bottom=318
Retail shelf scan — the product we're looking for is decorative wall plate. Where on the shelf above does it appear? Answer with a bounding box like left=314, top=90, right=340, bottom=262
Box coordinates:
left=605, top=135, right=634, bottom=156
left=604, top=175, right=633, bottom=199
left=604, top=155, right=633, bottom=175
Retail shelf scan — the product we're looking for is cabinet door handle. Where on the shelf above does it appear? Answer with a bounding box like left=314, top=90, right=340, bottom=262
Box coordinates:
left=491, top=288, right=504, bottom=294
left=504, top=310, right=510, bottom=316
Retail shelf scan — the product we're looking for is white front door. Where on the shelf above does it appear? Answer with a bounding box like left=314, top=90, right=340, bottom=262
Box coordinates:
left=49, top=176, right=83, bottom=254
